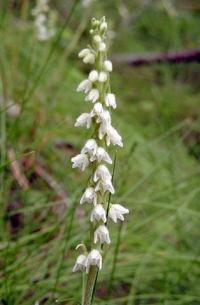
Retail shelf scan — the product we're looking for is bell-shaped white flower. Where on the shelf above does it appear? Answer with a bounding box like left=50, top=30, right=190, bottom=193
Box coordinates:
left=99, top=42, right=106, bottom=52
left=80, top=187, right=97, bottom=205
left=93, top=35, right=102, bottom=44
left=106, top=125, right=123, bottom=147
left=78, top=48, right=90, bottom=58
left=72, top=254, right=87, bottom=272
left=85, top=89, right=99, bottom=103
left=105, top=93, right=116, bottom=109
left=100, top=21, right=107, bottom=32
left=71, top=153, right=89, bottom=171
left=98, top=111, right=111, bottom=139
left=74, top=113, right=92, bottom=129
left=109, top=204, right=129, bottom=223
left=88, top=70, right=99, bottom=82
left=93, top=164, right=112, bottom=183
left=98, top=71, right=108, bottom=83
left=83, top=53, right=95, bottom=64
left=81, top=139, right=98, bottom=160
left=77, top=79, right=92, bottom=93
left=94, top=225, right=110, bottom=244
left=86, top=249, right=102, bottom=273
left=103, top=60, right=112, bottom=72
left=90, top=204, right=106, bottom=223
left=95, top=179, right=115, bottom=194
left=91, top=102, right=104, bottom=119
left=90, top=147, right=112, bottom=164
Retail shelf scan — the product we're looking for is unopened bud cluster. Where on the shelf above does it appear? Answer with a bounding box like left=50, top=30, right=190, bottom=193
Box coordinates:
left=72, top=17, right=129, bottom=274
left=32, top=0, right=56, bottom=41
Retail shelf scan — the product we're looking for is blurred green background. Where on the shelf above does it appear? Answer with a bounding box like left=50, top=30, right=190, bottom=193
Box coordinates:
left=0, top=1, right=200, bottom=305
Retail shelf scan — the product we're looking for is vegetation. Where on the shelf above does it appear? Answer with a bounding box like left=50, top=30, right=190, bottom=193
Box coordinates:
left=0, top=1, right=199, bottom=305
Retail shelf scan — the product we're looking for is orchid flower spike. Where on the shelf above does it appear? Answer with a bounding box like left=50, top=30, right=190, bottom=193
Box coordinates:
left=71, top=19, right=129, bottom=305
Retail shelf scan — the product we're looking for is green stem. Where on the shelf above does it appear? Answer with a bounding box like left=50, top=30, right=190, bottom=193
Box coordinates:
left=82, top=266, right=98, bottom=305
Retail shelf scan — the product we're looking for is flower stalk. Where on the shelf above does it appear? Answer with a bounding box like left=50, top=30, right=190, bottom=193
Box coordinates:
left=71, top=17, right=129, bottom=305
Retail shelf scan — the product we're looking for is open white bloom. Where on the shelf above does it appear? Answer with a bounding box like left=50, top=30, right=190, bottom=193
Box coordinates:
left=90, top=204, right=106, bottom=223
left=78, top=48, right=91, bottom=58
left=81, top=139, right=98, bottom=160
left=109, top=204, right=129, bottom=223
left=73, top=254, right=87, bottom=272
left=105, top=93, right=116, bottom=109
left=83, top=53, right=95, bottom=64
left=93, top=164, right=112, bottom=182
left=74, top=113, right=92, bottom=129
left=98, top=114, right=111, bottom=139
left=99, top=71, right=108, bottom=82
left=77, top=79, right=92, bottom=93
left=88, top=70, right=99, bottom=82
left=106, top=125, right=123, bottom=147
left=71, top=153, right=89, bottom=171
left=95, top=178, right=115, bottom=194
left=85, top=89, right=99, bottom=103
left=94, top=225, right=110, bottom=244
left=86, top=249, right=102, bottom=273
left=91, top=147, right=112, bottom=164
left=103, top=60, right=112, bottom=72
left=80, top=187, right=97, bottom=205
left=91, top=102, right=104, bottom=119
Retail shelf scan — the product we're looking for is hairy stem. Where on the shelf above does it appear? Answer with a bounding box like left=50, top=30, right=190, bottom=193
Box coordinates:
left=83, top=266, right=98, bottom=305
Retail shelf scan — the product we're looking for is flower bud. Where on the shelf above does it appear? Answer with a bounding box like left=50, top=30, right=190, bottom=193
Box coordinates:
left=83, top=53, right=95, bottom=64
left=88, top=70, right=99, bottom=82
left=98, top=71, right=108, bottom=82
left=99, top=42, right=106, bottom=52
left=103, top=60, right=112, bottom=72
left=78, top=48, right=90, bottom=58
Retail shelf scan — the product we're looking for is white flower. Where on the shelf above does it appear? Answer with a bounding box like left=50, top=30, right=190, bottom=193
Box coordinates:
left=103, top=60, right=112, bottom=72
left=105, top=93, right=116, bottom=109
left=72, top=254, right=87, bottom=272
left=95, top=179, right=115, bottom=194
left=90, top=204, right=106, bottom=223
left=106, top=125, right=123, bottom=147
left=90, top=147, right=112, bottom=164
left=85, top=89, right=99, bottom=103
left=109, top=204, right=129, bottom=223
left=80, top=187, right=97, bottom=205
left=98, top=110, right=111, bottom=138
left=98, top=71, right=108, bottom=82
left=83, top=53, right=95, bottom=64
left=71, top=153, right=89, bottom=171
left=86, top=249, right=102, bottom=273
left=91, top=102, right=104, bottom=119
left=35, top=13, right=46, bottom=26
left=81, top=139, right=98, bottom=160
left=99, top=42, right=106, bottom=52
left=94, top=225, right=110, bottom=244
left=93, top=35, right=102, bottom=44
left=88, top=70, right=99, bottom=82
left=77, top=79, right=92, bottom=93
left=78, top=48, right=90, bottom=58
left=74, top=113, right=92, bottom=129
left=93, top=164, right=112, bottom=183
left=100, top=21, right=107, bottom=32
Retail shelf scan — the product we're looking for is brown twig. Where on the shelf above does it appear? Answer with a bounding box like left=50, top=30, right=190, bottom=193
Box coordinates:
left=112, top=47, right=200, bottom=66
left=8, top=148, right=30, bottom=190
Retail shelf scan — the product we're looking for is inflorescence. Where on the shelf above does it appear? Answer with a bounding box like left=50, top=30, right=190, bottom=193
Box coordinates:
left=72, top=17, right=129, bottom=274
